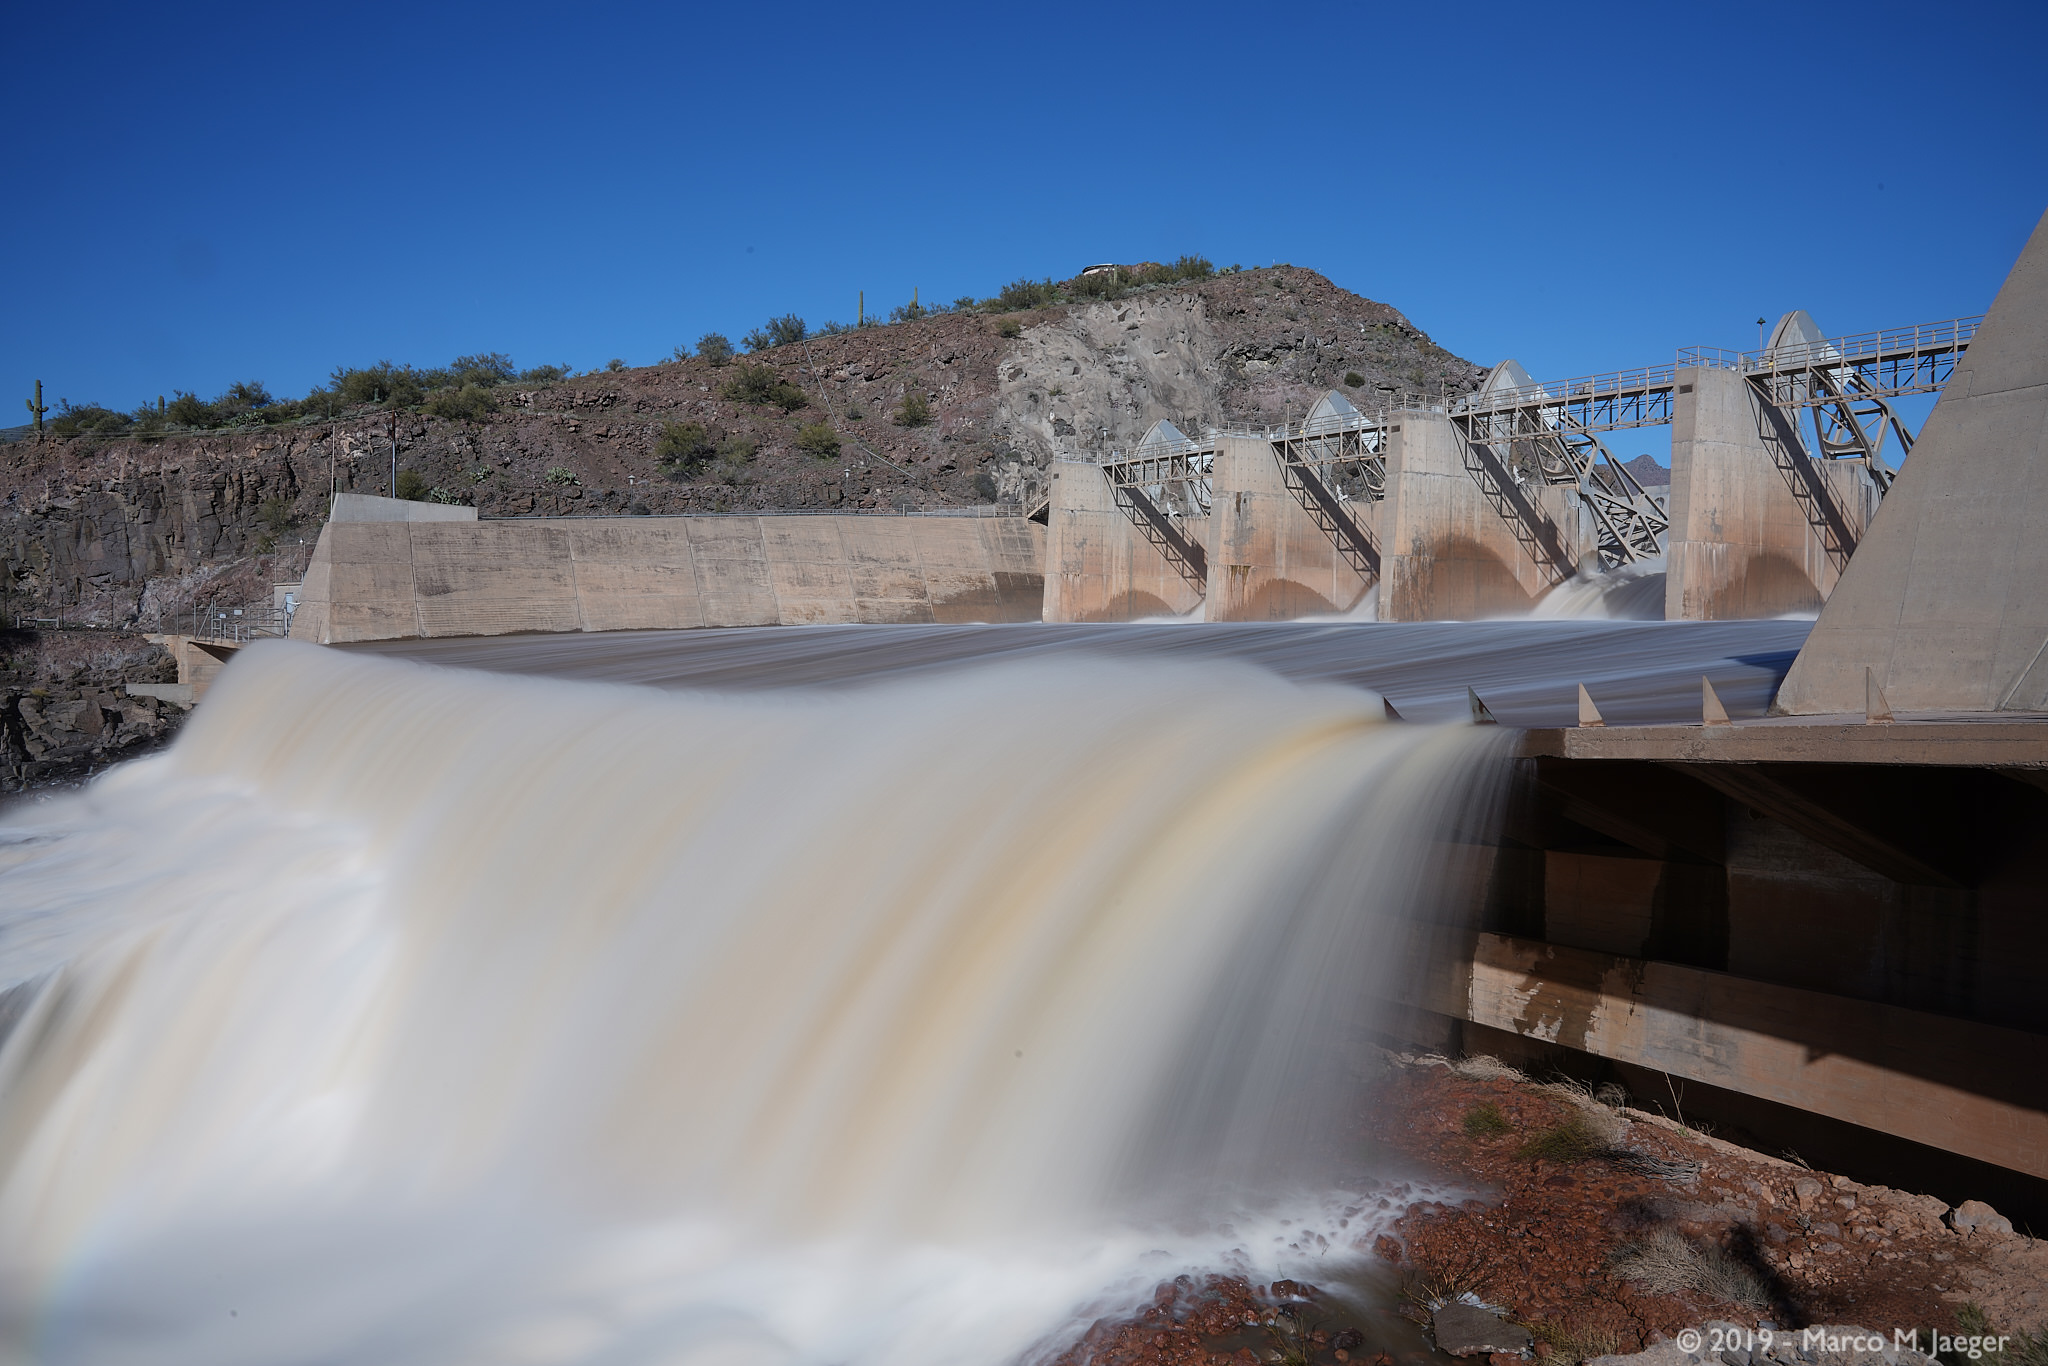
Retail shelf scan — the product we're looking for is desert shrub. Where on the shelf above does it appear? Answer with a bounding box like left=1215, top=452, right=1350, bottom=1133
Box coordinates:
left=656, top=420, right=717, bottom=476
left=815, top=320, right=854, bottom=336
left=394, top=469, right=432, bottom=501
left=257, top=496, right=292, bottom=533
left=1525, top=1320, right=1623, bottom=1365
left=971, top=470, right=998, bottom=501
left=543, top=466, right=579, bottom=486
left=1170, top=253, right=1215, bottom=280
left=165, top=390, right=214, bottom=426
left=1608, top=1228, right=1767, bottom=1309
left=795, top=423, right=840, bottom=459
left=48, top=401, right=132, bottom=438
left=1516, top=1111, right=1609, bottom=1162
left=717, top=435, right=757, bottom=465
left=888, top=300, right=926, bottom=324
left=894, top=391, right=932, bottom=427
left=518, top=363, right=570, bottom=384
left=1067, top=271, right=1125, bottom=300
left=447, top=353, right=515, bottom=387
left=425, top=383, right=497, bottom=421
left=992, top=277, right=1057, bottom=311
left=1461, top=1102, right=1511, bottom=1139
left=744, top=314, right=807, bottom=351
left=696, top=333, right=735, bottom=366
left=605, top=358, right=626, bottom=373
left=425, top=486, right=465, bottom=505
left=951, top=296, right=977, bottom=312
left=329, top=361, right=428, bottom=409
left=1344, top=371, right=1367, bottom=388
left=997, top=318, right=1023, bottom=339
left=722, top=364, right=808, bottom=412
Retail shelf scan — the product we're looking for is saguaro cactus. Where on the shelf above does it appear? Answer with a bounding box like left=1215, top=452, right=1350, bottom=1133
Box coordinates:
left=25, top=380, right=47, bottom=437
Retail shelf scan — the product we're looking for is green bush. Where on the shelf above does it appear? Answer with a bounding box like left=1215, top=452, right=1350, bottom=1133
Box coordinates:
left=395, top=469, right=432, bottom=501
left=992, top=277, right=1057, bottom=311
left=605, top=358, right=626, bottom=373
left=722, top=364, right=808, bottom=413
left=795, top=423, right=840, bottom=459
left=1344, top=371, right=1366, bottom=388
left=997, top=318, right=1023, bottom=339
left=518, top=363, right=570, bottom=384
left=894, top=391, right=933, bottom=427
left=543, top=466, right=579, bottom=486
left=656, top=420, right=718, bottom=477
left=48, top=401, right=132, bottom=438
left=1170, top=253, right=1214, bottom=280
left=814, top=320, right=854, bottom=336
left=887, top=300, right=926, bottom=324
left=425, top=383, right=498, bottom=422
left=447, top=353, right=515, bottom=387
left=257, top=496, right=293, bottom=533
left=696, top=333, right=735, bottom=366
left=744, top=314, right=807, bottom=351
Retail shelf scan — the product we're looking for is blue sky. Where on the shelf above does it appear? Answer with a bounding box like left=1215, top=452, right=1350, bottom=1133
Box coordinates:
left=7, top=0, right=2045, bottom=464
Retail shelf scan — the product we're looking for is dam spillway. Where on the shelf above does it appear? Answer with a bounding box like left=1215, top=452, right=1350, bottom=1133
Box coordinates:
left=7, top=211, right=2048, bottom=1358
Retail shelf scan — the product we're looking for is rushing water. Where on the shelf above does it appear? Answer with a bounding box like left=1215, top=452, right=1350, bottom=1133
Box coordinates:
left=0, top=638, right=1526, bottom=1365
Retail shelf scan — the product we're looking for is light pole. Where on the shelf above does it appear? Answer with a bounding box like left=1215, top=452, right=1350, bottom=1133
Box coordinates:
left=1756, top=317, right=1768, bottom=356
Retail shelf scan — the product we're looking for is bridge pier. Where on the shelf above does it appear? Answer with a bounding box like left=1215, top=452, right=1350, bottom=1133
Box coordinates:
left=1041, top=457, right=1205, bottom=622
left=1380, top=411, right=1574, bottom=620
left=1666, top=365, right=1881, bottom=620
left=1203, top=436, right=1374, bottom=620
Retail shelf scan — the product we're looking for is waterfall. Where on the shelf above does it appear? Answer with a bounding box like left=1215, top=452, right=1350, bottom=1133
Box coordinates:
left=0, top=641, right=1510, bottom=1365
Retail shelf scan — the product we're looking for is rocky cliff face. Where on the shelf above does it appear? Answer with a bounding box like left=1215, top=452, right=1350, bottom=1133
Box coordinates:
left=0, top=630, right=181, bottom=794
left=0, top=266, right=1483, bottom=627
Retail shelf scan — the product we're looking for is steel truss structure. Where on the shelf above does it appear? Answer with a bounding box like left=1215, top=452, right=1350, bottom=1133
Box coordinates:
left=1079, top=310, right=1975, bottom=591
left=1273, top=427, right=1383, bottom=577
left=1451, top=405, right=1668, bottom=574
left=1098, top=437, right=1215, bottom=589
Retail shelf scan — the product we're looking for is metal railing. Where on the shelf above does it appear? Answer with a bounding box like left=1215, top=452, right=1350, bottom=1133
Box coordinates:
left=179, top=605, right=291, bottom=642
left=1680, top=314, right=1982, bottom=377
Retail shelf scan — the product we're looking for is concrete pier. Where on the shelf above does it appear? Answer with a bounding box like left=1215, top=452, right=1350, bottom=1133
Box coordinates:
left=1203, top=435, right=1373, bottom=620
left=1040, top=457, right=1204, bottom=622
left=1665, top=365, right=1879, bottom=620
left=1379, top=411, right=1566, bottom=621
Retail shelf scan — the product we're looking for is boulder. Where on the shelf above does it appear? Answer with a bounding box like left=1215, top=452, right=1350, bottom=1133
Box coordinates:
left=1433, top=1304, right=1532, bottom=1358
left=1951, top=1200, right=2015, bottom=1237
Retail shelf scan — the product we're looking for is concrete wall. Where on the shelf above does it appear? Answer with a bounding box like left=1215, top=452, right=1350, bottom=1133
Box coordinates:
left=329, top=492, right=479, bottom=524
left=1203, top=436, right=1374, bottom=620
left=1779, top=207, right=2048, bottom=714
left=1665, top=365, right=1879, bottom=621
left=291, top=513, right=1046, bottom=643
left=1378, top=411, right=1564, bottom=621
left=1041, top=457, right=1205, bottom=622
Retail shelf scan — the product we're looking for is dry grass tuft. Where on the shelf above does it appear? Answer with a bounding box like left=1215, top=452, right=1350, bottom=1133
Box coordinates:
left=1462, top=1101, right=1512, bottom=1139
left=1517, top=1111, right=1612, bottom=1162
left=1526, top=1318, right=1623, bottom=1365
left=1608, top=1227, right=1768, bottom=1309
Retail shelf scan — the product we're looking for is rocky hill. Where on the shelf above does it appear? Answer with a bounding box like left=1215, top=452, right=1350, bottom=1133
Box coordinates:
left=0, top=266, right=1484, bottom=628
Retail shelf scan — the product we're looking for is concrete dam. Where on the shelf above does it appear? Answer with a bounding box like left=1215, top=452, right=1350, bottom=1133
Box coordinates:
left=282, top=300, right=1958, bottom=641
left=1, top=215, right=2043, bottom=1356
